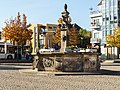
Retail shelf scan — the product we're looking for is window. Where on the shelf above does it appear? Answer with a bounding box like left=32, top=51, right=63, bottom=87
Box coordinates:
left=102, top=31, right=105, bottom=37
left=53, top=27, right=57, bottom=30
left=113, top=0, right=117, bottom=6
left=40, top=39, right=44, bottom=45
left=103, top=18, right=105, bottom=21
left=105, top=30, right=107, bottom=36
left=106, top=17, right=109, bottom=20
left=96, top=19, right=100, bottom=25
left=114, top=16, right=117, bottom=19
left=94, top=33, right=99, bottom=38
left=48, top=26, right=52, bottom=29
left=0, top=45, right=5, bottom=53
left=107, top=30, right=112, bottom=35
left=0, top=32, right=1, bottom=40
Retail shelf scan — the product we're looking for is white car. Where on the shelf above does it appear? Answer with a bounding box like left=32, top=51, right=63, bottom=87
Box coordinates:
left=86, top=49, right=97, bottom=52
left=39, top=48, right=55, bottom=53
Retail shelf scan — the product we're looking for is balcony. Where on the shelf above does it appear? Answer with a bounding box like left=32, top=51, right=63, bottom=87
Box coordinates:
left=91, top=25, right=101, bottom=29
left=90, top=38, right=100, bottom=43
left=89, top=10, right=102, bottom=18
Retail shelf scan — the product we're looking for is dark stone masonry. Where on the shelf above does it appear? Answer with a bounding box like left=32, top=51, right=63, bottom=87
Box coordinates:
left=32, top=52, right=100, bottom=72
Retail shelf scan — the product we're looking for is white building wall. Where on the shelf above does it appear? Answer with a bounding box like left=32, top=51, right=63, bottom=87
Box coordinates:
left=90, top=10, right=102, bottom=47
left=101, top=46, right=107, bottom=59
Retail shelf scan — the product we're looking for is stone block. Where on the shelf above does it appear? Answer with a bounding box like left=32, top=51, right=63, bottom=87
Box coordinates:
left=62, top=57, right=83, bottom=72
left=83, top=58, right=97, bottom=72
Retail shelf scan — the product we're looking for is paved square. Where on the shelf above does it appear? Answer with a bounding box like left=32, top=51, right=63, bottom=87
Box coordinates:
left=0, top=61, right=120, bottom=90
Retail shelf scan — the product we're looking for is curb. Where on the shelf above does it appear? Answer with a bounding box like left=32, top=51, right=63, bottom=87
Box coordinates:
left=19, top=69, right=120, bottom=76
left=19, top=69, right=109, bottom=76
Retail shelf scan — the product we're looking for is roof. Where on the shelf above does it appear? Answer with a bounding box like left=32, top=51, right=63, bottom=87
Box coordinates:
left=98, top=0, right=102, bottom=6
left=72, top=23, right=81, bottom=30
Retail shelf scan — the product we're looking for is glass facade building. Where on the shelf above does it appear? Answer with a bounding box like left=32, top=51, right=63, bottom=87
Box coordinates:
left=102, top=0, right=119, bottom=45
left=101, top=0, right=120, bottom=59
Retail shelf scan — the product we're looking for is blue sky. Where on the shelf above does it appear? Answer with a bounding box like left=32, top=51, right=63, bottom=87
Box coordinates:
left=0, top=0, right=99, bottom=30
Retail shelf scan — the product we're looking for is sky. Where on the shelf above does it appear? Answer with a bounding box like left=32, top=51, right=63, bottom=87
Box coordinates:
left=0, top=0, right=99, bottom=30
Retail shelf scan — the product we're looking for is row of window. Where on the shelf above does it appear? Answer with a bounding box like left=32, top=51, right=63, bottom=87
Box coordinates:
left=0, top=32, right=1, bottom=40
left=102, top=16, right=117, bottom=21
left=102, top=30, right=113, bottom=37
left=48, top=26, right=57, bottom=30
left=93, top=0, right=119, bottom=44
left=102, top=0, right=117, bottom=8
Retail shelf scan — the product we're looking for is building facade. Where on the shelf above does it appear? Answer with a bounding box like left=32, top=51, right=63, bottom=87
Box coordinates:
left=101, top=0, right=120, bottom=59
left=29, top=24, right=57, bottom=54
left=90, top=0, right=120, bottom=59
left=90, top=0, right=102, bottom=54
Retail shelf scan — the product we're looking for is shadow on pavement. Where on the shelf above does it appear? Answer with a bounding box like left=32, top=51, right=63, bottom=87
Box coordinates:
left=102, top=64, right=120, bottom=66
left=0, top=63, right=32, bottom=66
left=0, top=66, right=30, bottom=70
left=97, top=69, right=120, bottom=76
left=0, top=63, right=120, bottom=76
left=0, top=60, right=33, bottom=63
left=55, top=69, right=120, bottom=76
left=0, top=63, right=32, bottom=70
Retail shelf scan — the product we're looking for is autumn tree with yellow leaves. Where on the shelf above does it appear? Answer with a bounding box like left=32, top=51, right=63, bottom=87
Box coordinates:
left=2, top=12, right=33, bottom=45
left=2, top=12, right=33, bottom=59
left=106, top=27, right=120, bottom=48
left=53, top=26, right=80, bottom=47
left=53, top=28, right=61, bottom=46
left=52, top=18, right=62, bottom=46
left=67, top=27, right=80, bottom=46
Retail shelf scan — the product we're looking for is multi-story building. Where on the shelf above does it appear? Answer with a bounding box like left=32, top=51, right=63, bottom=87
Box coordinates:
left=0, top=31, right=1, bottom=40
left=101, top=0, right=120, bottom=59
left=90, top=0, right=120, bottom=59
left=90, top=0, right=102, bottom=53
left=29, top=24, right=57, bottom=54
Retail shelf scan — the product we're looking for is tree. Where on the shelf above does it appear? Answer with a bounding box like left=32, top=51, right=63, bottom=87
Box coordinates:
left=79, top=29, right=91, bottom=38
left=2, top=12, right=33, bottom=45
left=53, top=27, right=61, bottom=46
left=106, top=27, right=120, bottom=48
left=53, top=26, right=80, bottom=47
left=106, top=27, right=120, bottom=59
left=67, top=27, right=80, bottom=46
left=79, top=29, right=91, bottom=48
left=2, top=12, right=33, bottom=59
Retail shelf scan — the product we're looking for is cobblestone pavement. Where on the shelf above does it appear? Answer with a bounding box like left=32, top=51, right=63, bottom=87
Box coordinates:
left=0, top=61, right=120, bottom=90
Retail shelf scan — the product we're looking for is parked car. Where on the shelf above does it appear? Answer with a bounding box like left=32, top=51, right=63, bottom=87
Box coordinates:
left=86, top=48, right=97, bottom=52
left=39, top=48, right=55, bottom=53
